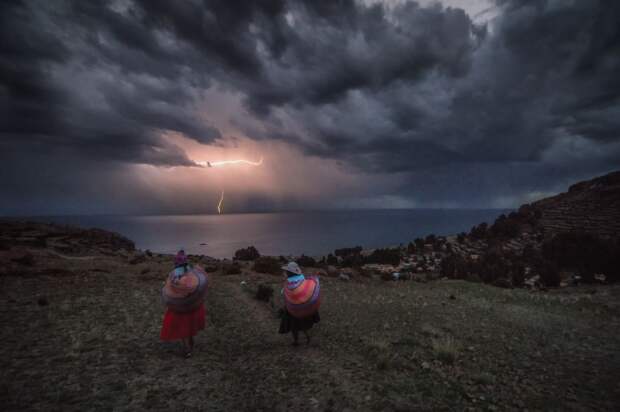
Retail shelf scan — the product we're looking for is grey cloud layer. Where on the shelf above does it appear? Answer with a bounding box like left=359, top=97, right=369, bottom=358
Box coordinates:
left=1, top=0, right=619, bottom=213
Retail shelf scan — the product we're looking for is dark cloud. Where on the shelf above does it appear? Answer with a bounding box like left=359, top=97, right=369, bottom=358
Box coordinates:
left=1, top=0, right=619, bottom=214
left=0, top=0, right=221, bottom=169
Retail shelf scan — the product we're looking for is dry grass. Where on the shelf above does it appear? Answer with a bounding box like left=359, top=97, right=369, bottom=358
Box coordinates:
left=1, top=249, right=620, bottom=411
left=431, top=335, right=460, bottom=364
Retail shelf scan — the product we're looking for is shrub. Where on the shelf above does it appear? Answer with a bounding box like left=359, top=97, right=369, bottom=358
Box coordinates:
left=490, top=214, right=521, bottom=238
left=326, top=253, right=338, bottom=266
left=456, top=232, right=466, bottom=244
left=334, top=246, right=363, bottom=257
left=234, top=246, right=260, bottom=261
left=476, top=249, right=507, bottom=284
left=296, top=254, right=316, bottom=267
left=440, top=254, right=459, bottom=278
left=414, top=238, right=425, bottom=251
left=539, top=261, right=561, bottom=287
left=364, top=248, right=401, bottom=266
left=223, top=262, right=242, bottom=275
left=432, top=336, right=459, bottom=365
left=407, top=242, right=416, bottom=254
left=542, top=232, right=620, bottom=283
left=203, top=262, right=219, bottom=272
left=341, top=253, right=363, bottom=268
left=469, top=222, right=488, bottom=240
left=255, top=283, right=274, bottom=302
left=511, top=263, right=526, bottom=287
left=253, top=256, right=282, bottom=275
left=379, top=271, right=392, bottom=281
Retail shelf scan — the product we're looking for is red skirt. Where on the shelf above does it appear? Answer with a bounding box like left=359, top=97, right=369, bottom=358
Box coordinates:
left=160, top=303, right=206, bottom=341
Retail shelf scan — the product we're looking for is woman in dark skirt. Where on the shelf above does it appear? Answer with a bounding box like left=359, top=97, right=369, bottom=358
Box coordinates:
left=278, top=262, right=321, bottom=346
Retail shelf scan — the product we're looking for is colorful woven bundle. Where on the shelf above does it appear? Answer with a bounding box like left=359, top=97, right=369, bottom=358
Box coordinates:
left=162, top=266, right=208, bottom=313
left=284, top=275, right=321, bottom=318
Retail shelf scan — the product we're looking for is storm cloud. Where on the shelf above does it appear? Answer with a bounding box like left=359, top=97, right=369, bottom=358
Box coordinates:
left=1, top=0, right=619, bottom=214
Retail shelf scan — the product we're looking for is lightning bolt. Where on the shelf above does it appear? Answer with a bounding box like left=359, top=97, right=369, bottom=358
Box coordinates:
left=197, top=157, right=263, bottom=168
left=217, top=191, right=224, bottom=214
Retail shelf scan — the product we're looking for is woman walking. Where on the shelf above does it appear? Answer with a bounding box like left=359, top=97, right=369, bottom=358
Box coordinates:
left=279, top=261, right=321, bottom=346
left=160, top=250, right=207, bottom=358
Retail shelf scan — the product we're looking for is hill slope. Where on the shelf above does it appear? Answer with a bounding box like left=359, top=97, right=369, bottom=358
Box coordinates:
left=533, top=171, right=620, bottom=239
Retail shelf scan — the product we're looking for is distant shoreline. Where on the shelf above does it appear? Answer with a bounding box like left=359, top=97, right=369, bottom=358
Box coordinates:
left=5, top=209, right=511, bottom=259
left=1, top=207, right=512, bottom=219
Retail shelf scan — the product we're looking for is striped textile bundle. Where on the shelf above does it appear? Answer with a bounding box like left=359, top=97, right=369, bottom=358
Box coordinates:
left=162, top=266, right=208, bottom=313
left=284, top=275, right=321, bottom=318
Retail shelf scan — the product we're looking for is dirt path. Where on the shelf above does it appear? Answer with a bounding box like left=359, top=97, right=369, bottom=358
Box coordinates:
left=202, top=274, right=369, bottom=411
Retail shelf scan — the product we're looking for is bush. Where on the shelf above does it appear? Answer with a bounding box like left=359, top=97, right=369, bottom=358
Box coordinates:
left=511, top=263, right=526, bottom=287
left=364, top=248, right=400, bottom=266
left=234, top=246, right=260, bottom=261
left=223, top=262, right=242, bottom=275
left=542, top=232, right=620, bottom=283
left=341, top=253, right=363, bottom=268
left=253, top=256, right=282, bottom=275
left=540, top=261, right=561, bottom=287
left=326, top=253, right=338, bottom=266
left=489, top=214, right=521, bottom=238
left=255, top=283, right=274, bottom=302
left=296, top=255, right=316, bottom=267
left=414, top=238, right=425, bottom=251
left=432, top=336, right=459, bottom=365
left=440, top=254, right=471, bottom=280
left=334, top=246, right=362, bottom=257
left=380, top=271, right=393, bottom=281
left=440, top=254, right=459, bottom=278
left=407, top=242, right=416, bottom=254
left=456, top=232, right=466, bottom=244
left=469, top=222, right=488, bottom=240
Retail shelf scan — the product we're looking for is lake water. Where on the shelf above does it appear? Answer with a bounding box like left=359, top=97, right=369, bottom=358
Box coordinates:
left=35, top=209, right=508, bottom=259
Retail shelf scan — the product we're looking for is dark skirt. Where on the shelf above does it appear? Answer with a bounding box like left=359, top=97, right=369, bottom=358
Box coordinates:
left=279, top=309, right=320, bottom=334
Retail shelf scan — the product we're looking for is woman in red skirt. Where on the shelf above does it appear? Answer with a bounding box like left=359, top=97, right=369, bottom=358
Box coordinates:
left=160, top=250, right=206, bottom=358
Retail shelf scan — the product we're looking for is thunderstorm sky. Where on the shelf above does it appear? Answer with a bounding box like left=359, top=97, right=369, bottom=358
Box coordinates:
left=1, top=0, right=619, bottom=215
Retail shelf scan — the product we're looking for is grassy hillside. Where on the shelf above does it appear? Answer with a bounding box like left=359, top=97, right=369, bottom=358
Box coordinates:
left=1, top=244, right=619, bottom=411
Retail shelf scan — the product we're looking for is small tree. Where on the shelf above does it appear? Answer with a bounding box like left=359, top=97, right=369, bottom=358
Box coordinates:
left=326, top=253, right=338, bottom=266
left=234, top=246, right=260, bottom=261
left=253, top=256, right=282, bottom=275
left=470, top=222, right=488, bottom=240
left=539, top=261, right=561, bottom=287
left=407, top=242, right=416, bottom=254
left=414, top=238, right=425, bottom=251
left=364, top=248, right=400, bottom=266
left=297, top=255, right=317, bottom=267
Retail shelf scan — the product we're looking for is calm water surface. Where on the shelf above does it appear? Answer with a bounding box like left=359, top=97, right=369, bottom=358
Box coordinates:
left=37, top=209, right=508, bottom=259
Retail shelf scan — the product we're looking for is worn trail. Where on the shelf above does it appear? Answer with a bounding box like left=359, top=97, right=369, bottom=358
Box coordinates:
left=202, top=274, right=363, bottom=411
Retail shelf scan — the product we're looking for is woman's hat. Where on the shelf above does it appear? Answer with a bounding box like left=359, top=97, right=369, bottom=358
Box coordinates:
left=281, top=261, right=302, bottom=275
